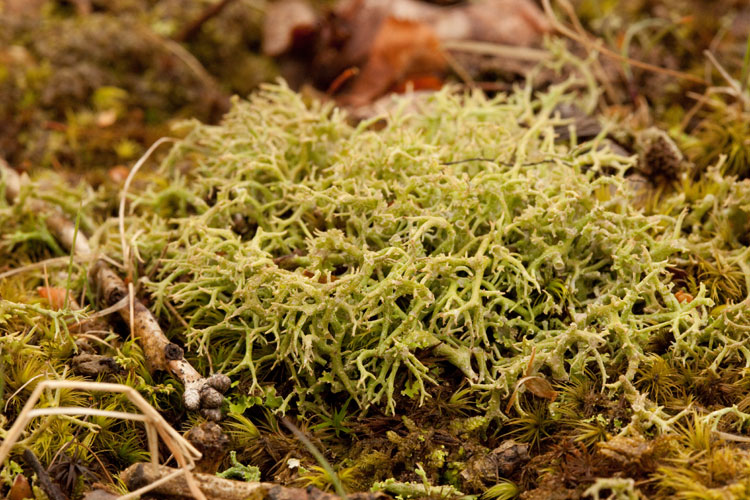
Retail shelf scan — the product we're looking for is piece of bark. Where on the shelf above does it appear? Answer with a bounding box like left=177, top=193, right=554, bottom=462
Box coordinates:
left=90, top=260, right=230, bottom=419
left=185, top=421, right=230, bottom=474
left=636, top=127, right=686, bottom=182
left=461, top=439, right=530, bottom=487
left=82, top=489, right=119, bottom=500
left=122, top=463, right=391, bottom=500
left=21, top=448, right=66, bottom=500
left=71, top=353, right=122, bottom=377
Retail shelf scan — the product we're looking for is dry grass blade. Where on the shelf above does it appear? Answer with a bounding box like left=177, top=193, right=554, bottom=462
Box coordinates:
left=541, top=0, right=708, bottom=86
left=0, top=380, right=205, bottom=500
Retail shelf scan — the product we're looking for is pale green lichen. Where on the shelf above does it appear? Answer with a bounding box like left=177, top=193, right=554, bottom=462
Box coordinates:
left=101, top=81, right=742, bottom=419
left=217, top=450, right=261, bottom=482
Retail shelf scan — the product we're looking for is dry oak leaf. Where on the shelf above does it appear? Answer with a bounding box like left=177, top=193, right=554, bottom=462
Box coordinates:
left=338, top=17, right=446, bottom=107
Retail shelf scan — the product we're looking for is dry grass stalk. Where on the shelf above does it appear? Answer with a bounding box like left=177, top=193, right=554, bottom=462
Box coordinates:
left=121, top=463, right=264, bottom=500
left=541, top=0, right=708, bottom=85
left=0, top=380, right=205, bottom=500
left=121, top=462, right=389, bottom=500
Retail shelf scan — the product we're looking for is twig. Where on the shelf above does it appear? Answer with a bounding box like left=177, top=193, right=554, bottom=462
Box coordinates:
left=121, top=463, right=382, bottom=500
left=90, top=261, right=229, bottom=419
left=174, top=0, right=237, bottom=43
left=442, top=157, right=574, bottom=167
left=441, top=40, right=550, bottom=62
left=281, top=417, right=348, bottom=499
left=166, top=299, right=213, bottom=374
left=21, top=448, right=66, bottom=500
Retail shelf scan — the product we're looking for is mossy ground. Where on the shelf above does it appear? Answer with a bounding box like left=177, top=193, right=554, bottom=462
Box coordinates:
left=2, top=1, right=750, bottom=499
left=3, top=80, right=750, bottom=499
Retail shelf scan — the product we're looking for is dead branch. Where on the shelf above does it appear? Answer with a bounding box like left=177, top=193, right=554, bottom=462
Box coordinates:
left=91, top=260, right=230, bottom=419
left=121, top=463, right=391, bottom=500
left=22, top=448, right=66, bottom=500
left=174, top=0, right=237, bottom=43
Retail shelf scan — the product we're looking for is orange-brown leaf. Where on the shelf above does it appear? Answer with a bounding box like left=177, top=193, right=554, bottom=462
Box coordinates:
left=38, top=286, right=71, bottom=310
left=339, top=17, right=446, bottom=107
left=8, top=474, right=33, bottom=500
left=521, top=376, right=558, bottom=400
left=675, top=290, right=694, bottom=303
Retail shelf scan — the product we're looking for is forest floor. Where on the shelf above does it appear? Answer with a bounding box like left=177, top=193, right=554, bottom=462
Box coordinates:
left=2, top=1, right=750, bottom=499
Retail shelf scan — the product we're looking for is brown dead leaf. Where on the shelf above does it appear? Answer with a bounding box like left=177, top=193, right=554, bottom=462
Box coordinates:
left=520, top=375, right=558, bottom=400
left=8, top=474, right=33, bottom=500
left=275, top=0, right=549, bottom=107
left=338, top=17, right=446, bottom=107
left=263, top=0, right=318, bottom=57
left=38, top=286, right=72, bottom=310
left=504, top=374, right=557, bottom=413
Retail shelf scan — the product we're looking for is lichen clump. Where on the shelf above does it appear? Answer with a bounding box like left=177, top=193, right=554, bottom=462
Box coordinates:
left=109, top=82, right=723, bottom=419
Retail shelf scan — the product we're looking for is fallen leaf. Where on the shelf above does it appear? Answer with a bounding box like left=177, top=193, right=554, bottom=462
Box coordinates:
left=38, top=286, right=72, bottom=310
left=8, top=474, right=33, bottom=500
left=339, top=17, right=446, bottom=107
left=263, top=0, right=318, bottom=57
left=278, top=0, right=550, bottom=106
left=520, top=375, right=558, bottom=400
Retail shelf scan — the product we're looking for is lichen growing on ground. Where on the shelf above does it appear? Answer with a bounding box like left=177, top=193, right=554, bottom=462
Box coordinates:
left=96, top=80, right=742, bottom=424
left=3, top=80, right=750, bottom=499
